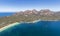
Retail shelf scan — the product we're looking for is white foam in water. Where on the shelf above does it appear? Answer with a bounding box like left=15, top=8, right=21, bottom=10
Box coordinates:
left=0, top=22, right=20, bottom=32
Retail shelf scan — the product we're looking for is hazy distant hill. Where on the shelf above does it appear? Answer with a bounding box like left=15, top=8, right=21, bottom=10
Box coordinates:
left=0, top=9, right=60, bottom=28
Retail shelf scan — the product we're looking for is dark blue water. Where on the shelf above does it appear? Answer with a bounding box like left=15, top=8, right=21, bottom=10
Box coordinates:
left=0, top=12, right=15, bottom=17
left=0, top=21, right=60, bottom=36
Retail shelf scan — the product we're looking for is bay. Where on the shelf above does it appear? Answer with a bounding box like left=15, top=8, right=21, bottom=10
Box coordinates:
left=0, top=21, right=60, bottom=36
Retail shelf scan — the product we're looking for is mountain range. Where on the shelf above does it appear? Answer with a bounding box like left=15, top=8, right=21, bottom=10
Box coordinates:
left=0, top=9, right=60, bottom=28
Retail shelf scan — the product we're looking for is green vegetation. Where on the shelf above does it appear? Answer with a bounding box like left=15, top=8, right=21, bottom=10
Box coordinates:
left=0, top=9, right=60, bottom=28
left=0, top=14, right=60, bottom=28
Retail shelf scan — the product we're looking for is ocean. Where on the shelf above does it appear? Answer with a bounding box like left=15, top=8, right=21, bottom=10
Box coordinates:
left=0, top=12, right=14, bottom=17
left=0, top=21, right=60, bottom=36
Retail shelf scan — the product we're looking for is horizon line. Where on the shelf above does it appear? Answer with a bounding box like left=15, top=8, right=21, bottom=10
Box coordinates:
left=0, top=9, right=60, bottom=12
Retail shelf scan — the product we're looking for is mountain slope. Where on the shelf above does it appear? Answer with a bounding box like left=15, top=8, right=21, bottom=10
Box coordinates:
left=0, top=9, right=60, bottom=28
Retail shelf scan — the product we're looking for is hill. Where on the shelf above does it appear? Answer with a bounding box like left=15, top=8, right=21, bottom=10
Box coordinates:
left=0, top=9, right=60, bottom=28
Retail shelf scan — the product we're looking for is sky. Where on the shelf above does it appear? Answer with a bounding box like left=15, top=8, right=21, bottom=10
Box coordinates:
left=0, top=0, right=60, bottom=12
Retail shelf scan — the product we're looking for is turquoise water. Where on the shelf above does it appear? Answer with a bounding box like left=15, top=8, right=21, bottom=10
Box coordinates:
left=0, top=21, right=60, bottom=36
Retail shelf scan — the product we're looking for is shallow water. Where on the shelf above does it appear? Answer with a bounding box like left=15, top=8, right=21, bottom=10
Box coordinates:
left=0, top=21, right=60, bottom=36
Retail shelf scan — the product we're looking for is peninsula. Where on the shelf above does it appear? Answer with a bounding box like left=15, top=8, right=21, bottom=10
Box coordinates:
left=0, top=9, right=60, bottom=28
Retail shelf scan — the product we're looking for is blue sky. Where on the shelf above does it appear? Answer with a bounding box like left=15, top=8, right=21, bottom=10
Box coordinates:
left=0, top=0, right=60, bottom=12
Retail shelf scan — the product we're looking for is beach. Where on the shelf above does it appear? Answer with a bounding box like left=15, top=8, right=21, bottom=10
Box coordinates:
left=0, top=22, right=20, bottom=32
left=0, top=20, right=59, bottom=32
left=0, top=20, right=40, bottom=32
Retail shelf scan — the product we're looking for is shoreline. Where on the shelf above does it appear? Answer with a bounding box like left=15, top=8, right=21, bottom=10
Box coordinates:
left=0, top=20, right=60, bottom=32
left=24, top=20, right=60, bottom=23
left=0, top=20, right=40, bottom=32
left=0, top=22, right=20, bottom=32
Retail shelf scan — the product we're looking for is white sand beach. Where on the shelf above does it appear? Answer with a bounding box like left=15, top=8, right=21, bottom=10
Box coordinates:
left=0, top=19, right=58, bottom=32
left=32, top=19, right=41, bottom=23
left=0, top=22, right=20, bottom=32
left=0, top=20, right=40, bottom=32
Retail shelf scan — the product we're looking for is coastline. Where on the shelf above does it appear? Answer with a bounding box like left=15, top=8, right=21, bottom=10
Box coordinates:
left=24, top=20, right=59, bottom=23
left=0, top=22, right=20, bottom=32
left=0, top=19, right=59, bottom=32
left=0, top=20, right=41, bottom=32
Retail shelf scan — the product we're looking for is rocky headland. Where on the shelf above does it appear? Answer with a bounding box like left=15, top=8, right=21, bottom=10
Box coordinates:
left=0, top=9, right=60, bottom=28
